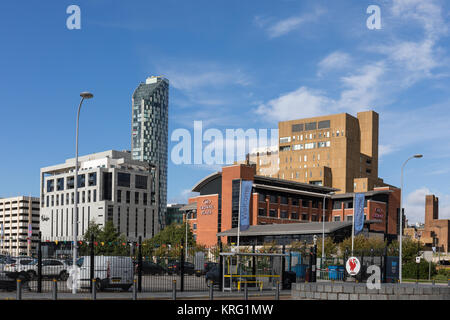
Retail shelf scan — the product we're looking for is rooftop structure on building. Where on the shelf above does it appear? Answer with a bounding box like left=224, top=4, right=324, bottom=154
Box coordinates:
left=254, top=110, right=392, bottom=194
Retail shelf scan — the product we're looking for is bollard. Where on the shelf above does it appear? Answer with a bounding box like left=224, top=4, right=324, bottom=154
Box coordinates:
left=52, top=279, right=58, bottom=300
left=133, top=279, right=137, bottom=300
left=432, top=280, right=435, bottom=286
left=209, top=281, right=214, bottom=300
left=92, top=279, right=97, bottom=300
left=16, top=279, right=22, bottom=300
left=172, top=280, right=177, bottom=300
left=275, top=281, right=280, bottom=300
left=244, top=282, right=248, bottom=300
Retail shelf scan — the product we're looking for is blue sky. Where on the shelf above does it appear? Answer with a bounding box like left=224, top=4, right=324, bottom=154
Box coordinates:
left=0, top=0, right=449, bottom=223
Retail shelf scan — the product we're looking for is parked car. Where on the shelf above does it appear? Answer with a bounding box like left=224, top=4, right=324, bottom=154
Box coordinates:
left=203, top=262, right=218, bottom=275
left=73, top=256, right=134, bottom=292
left=3, top=256, right=36, bottom=280
left=167, top=261, right=195, bottom=275
left=437, top=260, right=450, bottom=270
left=27, top=258, right=70, bottom=280
left=0, top=255, right=9, bottom=273
left=205, top=265, right=221, bottom=286
left=141, top=261, right=166, bottom=275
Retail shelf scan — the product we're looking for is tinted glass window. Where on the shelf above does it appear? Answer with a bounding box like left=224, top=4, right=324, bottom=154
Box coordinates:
left=57, top=178, right=64, bottom=191
left=117, top=172, right=131, bottom=187
left=88, top=172, right=97, bottom=186
left=47, top=180, right=54, bottom=192
left=292, top=123, right=304, bottom=132
left=305, top=122, right=317, bottom=131
left=318, top=120, right=330, bottom=129
left=77, top=174, right=86, bottom=188
left=67, top=176, right=74, bottom=189
left=135, top=175, right=148, bottom=189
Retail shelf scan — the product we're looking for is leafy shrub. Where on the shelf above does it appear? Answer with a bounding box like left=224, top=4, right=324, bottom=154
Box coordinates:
left=402, top=260, right=437, bottom=279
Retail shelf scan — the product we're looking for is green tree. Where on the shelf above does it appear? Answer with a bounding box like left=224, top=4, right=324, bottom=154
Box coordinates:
left=141, top=222, right=195, bottom=258
left=82, top=220, right=128, bottom=255
left=317, top=237, right=338, bottom=258
left=338, top=235, right=387, bottom=256
left=387, top=238, right=422, bottom=262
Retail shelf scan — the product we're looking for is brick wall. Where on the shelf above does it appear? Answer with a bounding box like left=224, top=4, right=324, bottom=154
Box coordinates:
left=291, top=282, right=450, bottom=300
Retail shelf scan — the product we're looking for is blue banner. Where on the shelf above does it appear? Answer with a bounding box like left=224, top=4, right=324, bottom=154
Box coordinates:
left=239, top=180, right=253, bottom=231
left=354, top=193, right=365, bottom=235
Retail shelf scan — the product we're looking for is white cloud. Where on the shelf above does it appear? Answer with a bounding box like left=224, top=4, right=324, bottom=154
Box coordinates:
left=254, top=60, right=386, bottom=122
left=391, top=0, right=448, bottom=39
left=405, top=188, right=450, bottom=224
left=337, top=62, right=385, bottom=112
left=405, top=187, right=431, bottom=224
left=379, top=144, right=397, bottom=158
left=255, top=86, right=333, bottom=122
left=317, top=51, right=352, bottom=76
left=258, top=8, right=325, bottom=39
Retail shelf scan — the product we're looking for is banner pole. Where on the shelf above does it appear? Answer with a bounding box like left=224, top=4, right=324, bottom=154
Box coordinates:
left=237, top=179, right=242, bottom=286
left=351, top=193, right=355, bottom=256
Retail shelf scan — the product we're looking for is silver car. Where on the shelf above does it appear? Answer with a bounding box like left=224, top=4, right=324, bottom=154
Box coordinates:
left=27, top=258, right=70, bottom=280
left=3, top=256, right=36, bottom=279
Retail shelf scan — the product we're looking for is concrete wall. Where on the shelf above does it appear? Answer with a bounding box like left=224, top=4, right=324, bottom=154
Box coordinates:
left=292, top=282, right=450, bottom=300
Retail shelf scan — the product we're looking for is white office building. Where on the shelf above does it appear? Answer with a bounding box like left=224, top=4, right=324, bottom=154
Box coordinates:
left=39, top=150, right=159, bottom=241
left=0, top=196, right=40, bottom=256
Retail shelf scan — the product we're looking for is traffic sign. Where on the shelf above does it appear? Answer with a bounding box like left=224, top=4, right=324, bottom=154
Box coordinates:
left=346, top=257, right=361, bottom=276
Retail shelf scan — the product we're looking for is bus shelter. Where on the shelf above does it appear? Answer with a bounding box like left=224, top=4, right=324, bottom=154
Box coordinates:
left=219, top=252, right=288, bottom=292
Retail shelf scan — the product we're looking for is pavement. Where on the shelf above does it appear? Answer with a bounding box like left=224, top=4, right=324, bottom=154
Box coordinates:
left=0, top=289, right=292, bottom=300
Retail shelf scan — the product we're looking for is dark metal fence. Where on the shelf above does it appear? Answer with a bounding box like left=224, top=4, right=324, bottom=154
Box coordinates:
left=0, top=234, right=220, bottom=293
left=0, top=236, right=399, bottom=294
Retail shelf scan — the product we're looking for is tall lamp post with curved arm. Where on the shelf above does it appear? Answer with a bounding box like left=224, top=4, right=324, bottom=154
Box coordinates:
left=72, top=92, right=93, bottom=294
left=399, top=154, right=423, bottom=283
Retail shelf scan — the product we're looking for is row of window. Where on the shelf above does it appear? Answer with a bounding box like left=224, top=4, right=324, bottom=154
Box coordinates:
left=280, top=128, right=344, bottom=145
left=45, top=190, right=97, bottom=207
left=283, top=153, right=329, bottom=163
left=46, top=172, right=150, bottom=193
left=49, top=206, right=156, bottom=239
left=258, top=194, right=325, bottom=208
left=116, top=189, right=155, bottom=206
left=44, top=189, right=155, bottom=207
left=47, top=173, right=97, bottom=192
left=333, top=215, right=367, bottom=222
left=280, top=141, right=331, bottom=152
left=258, top=208, right=320, bottom=221
left=291, top=120, right=331, bottom=133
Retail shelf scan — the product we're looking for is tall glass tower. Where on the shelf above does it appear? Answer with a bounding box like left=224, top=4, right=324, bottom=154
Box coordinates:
left=132, top=76, right=169, bottom=232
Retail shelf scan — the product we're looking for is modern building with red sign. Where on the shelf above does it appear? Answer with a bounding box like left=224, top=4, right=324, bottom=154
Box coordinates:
left=182, top=163, right=400, bottom=247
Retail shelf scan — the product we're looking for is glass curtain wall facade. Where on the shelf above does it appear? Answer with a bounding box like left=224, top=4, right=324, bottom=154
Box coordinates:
left=132, top=76, right=169, bottom=231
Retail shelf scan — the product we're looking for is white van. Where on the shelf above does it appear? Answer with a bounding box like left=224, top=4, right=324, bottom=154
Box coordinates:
left=74, top=256, right=134, bottom=291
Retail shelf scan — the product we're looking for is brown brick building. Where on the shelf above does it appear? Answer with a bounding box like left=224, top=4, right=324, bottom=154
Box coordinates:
left=183, top=164, right=400, bottom=247
left=420, top=195, right=449, bottom=253
left=256, top=110, right=389, bottom=194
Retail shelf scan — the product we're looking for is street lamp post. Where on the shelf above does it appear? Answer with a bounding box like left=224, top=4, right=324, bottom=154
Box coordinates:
left=185, top=212, right=189, bottom=259
left=72, top=92, right=93, bottom=294
left=322, top=192, right=335, bottom=264
left=399, top=154, right=423, bottom=283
